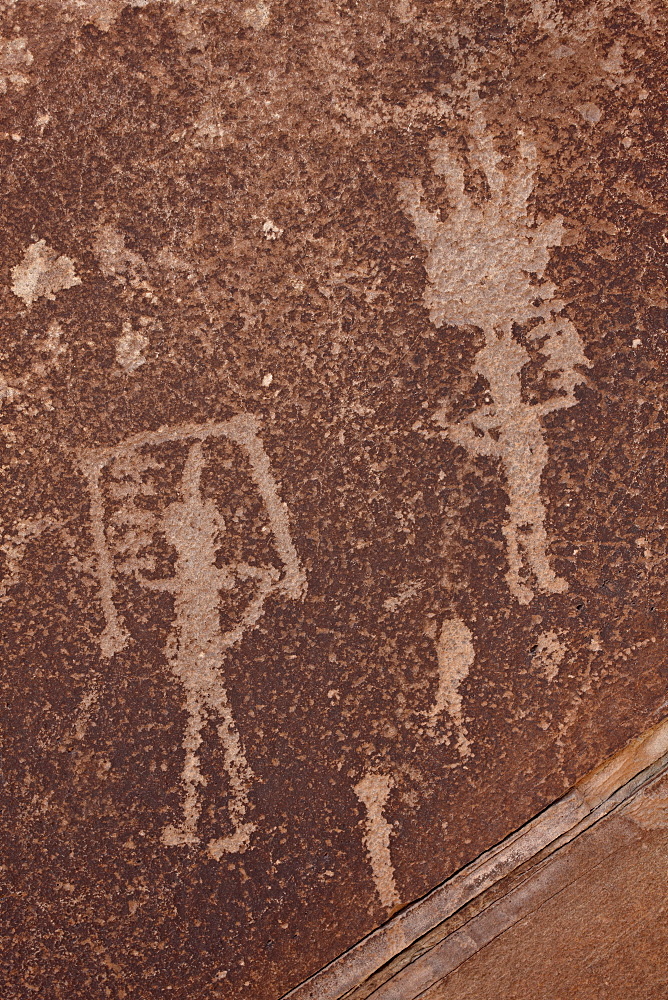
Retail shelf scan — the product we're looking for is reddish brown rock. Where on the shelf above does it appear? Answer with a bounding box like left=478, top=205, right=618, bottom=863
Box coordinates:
left=0, top=2, right=666, bottom=998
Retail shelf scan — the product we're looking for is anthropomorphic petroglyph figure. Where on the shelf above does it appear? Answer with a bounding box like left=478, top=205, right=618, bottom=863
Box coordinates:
left=80, top=414, right=306, bottom=858
left=429, top=616, right=474, bottom=758
left=399, top=111, right=591, bottom=604
left=353, top=771, right=400, bottom=910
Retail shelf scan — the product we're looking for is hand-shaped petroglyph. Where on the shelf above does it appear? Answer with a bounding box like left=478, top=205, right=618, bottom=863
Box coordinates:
left=80, top=414, right=306, bottom=859
left=399, top=113, right=591, bottom=604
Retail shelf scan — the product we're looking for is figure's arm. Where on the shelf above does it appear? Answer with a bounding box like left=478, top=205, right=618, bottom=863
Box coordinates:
left=397, top=178, right=440, bottom=245
left=446, top=417, right=500, bottom=457
left=428, top=137, right=469, bottom=214
left=536, top=394, right=575, bottom=416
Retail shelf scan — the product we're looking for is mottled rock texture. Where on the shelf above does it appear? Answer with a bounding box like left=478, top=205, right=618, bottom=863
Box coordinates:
left=0, top=2, right=666, bottom=997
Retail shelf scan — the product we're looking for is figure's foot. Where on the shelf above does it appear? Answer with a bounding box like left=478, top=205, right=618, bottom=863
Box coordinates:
left=505, top=567, right=534, bottom=605
left=207, top=821, right=257, bottom=860
left=542, top=572, right=569, bottom=595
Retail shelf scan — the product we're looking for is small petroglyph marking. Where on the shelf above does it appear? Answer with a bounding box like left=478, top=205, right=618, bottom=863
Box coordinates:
left=0, top=36, right=33, bottom=93
left=40, top=321, right=66, bottom=363
left=623, top=785, right=668, bottom=831
left=429, top=617, right=473, bottom=758
left=0, top=321, right=66, bottom=413
left=80, top=413, right=306, bottom=858
left=399, top=109, right=591, bottom=604
left=611, top=637, right=653, bottom=663
left=193, top=104, right=227, bottom=143
left=576, top=102, right=602, bottom=124
left=115, top=323, right=149, bottom=373
left=533, top=629, right=566, bottom=682
left=601, top=40, right=635, bottom=90
left=11, top=240, right=81, bottom=308
left=63, top=0, right=181, bottom=32
left=35, top=112, right=51, bottom=134
left=92, top=225, right=146, bottom=282
left=382, top=579, right=422, bottom=612
left=73, top=682, right=99, bottom=742
left=353, top=772, right=400, bottom=910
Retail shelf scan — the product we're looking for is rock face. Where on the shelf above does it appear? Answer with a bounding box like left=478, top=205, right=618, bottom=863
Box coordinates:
left=423, top=765, right=668, bottom=1000
left=0, top=2, right=666, bottom=998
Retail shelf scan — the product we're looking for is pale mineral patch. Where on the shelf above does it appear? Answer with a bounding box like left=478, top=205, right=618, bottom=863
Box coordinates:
left=262, top=219, right=283, bottom=240
left=242, top=1, right=271, bottom=29
left=11, top=241, right=81, bottom=308
left=577, top=102, right=602, bottom=124
left=0, top=36, right=33, bottom=93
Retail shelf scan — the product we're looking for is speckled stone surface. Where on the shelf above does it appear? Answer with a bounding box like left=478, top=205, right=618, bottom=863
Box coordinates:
left=0, top=2, right=666, bottom=997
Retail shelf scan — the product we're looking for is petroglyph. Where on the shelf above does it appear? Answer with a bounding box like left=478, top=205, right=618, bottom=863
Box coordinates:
left=623, top=781, right=668, bottom=831
left=63, top=0, right=174, bottom=31
left=382, top=579, right=422, bottom=612
left=80, top=414, right=306, bottom=857
left=533, top=629, right=566, bottom=682
left=353, top=772, right=400, bottom=910
left=73, top=682, right=100, bottom=742
left=429, top=616, right=473, bottom=758
left=115, top=323, right=149, bottom=373
left=11, top=240, right=81, bottom=308
left=34, top=322, right=67, bottom=374
left=0, top=36, right=33, bottom=93
left=0, top=375, right=18, bottom=409
left=93, top=225, right=146, bottom=283
left=399, top=110, right=591, bottom=604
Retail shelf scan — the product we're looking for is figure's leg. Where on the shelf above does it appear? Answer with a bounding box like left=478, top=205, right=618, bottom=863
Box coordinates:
left=162, top=685, right=206, bottom=847
left=502, top=520, right=534, bottom=605
left=206, top=669, right=256, bottom=860
left=525, top=517, right=569, bottom=596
